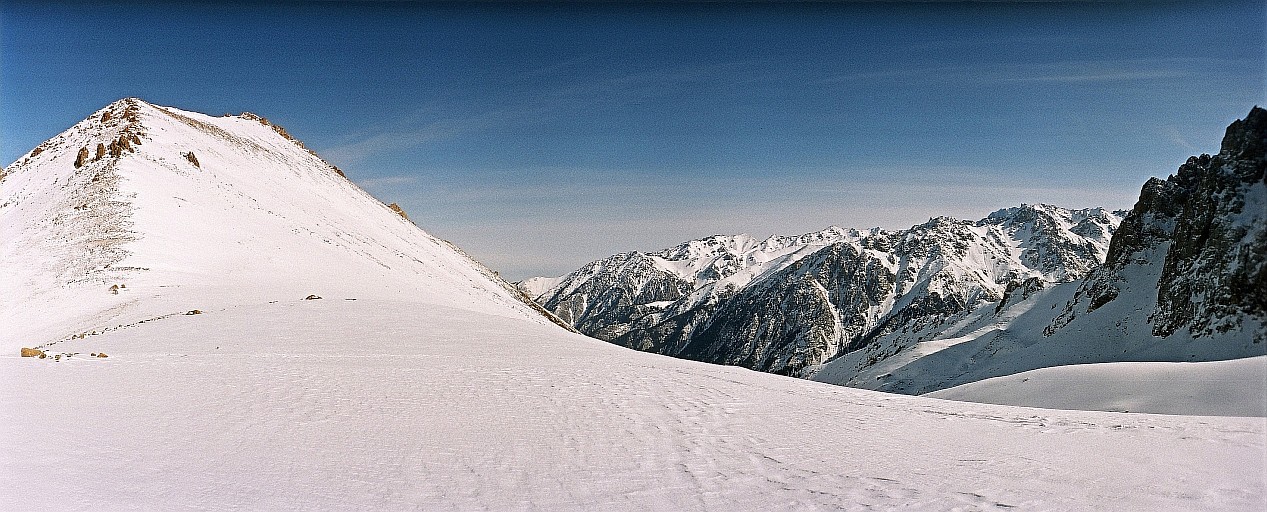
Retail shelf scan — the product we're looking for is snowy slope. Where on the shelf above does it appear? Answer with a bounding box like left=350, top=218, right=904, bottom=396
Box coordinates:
left=926, top=356, right=1267, bottom=416
left=0, top=99, right=546, bottom=352
left=2, top=299, right=1262, bottom=511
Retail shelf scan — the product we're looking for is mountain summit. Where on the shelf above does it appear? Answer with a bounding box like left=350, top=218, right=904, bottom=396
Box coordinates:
left=0, top=98, right=550, bottom=349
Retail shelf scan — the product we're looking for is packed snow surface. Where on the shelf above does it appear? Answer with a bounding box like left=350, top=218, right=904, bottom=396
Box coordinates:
left=927, top=356, right=1267, bottom=417
left=3, top=300, right=1264, bottom=511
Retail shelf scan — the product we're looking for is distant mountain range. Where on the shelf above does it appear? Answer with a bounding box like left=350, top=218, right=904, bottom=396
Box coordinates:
left=522, top=107, right=1267, bottom=392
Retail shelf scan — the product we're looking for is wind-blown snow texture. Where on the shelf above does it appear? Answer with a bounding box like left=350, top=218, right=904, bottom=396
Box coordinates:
left=2, top=99, right=1263, bottom=510
left=526, top=205, right=1126, bottom=376
left=4, top=300, right=1264, bottom=511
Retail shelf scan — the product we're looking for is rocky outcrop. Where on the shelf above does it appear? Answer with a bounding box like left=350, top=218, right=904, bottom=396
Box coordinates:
left=184, top=152, right=200, bottom=168
left=387, top=203, right=409, bottom=221
left=1153, top=109, right=1266, bottom=337
left=74, top=147, right=89, bottom=168
left=1048, top=107, right=1266, bottom=340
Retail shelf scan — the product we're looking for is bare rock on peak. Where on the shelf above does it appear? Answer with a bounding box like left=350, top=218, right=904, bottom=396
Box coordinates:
left=387, top=203, right=410, bottom=221
left=74, top=147, right=89, bottom=168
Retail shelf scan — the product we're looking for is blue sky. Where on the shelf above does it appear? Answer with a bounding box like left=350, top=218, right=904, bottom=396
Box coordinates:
left=2, top=1, right=1263, bottom=279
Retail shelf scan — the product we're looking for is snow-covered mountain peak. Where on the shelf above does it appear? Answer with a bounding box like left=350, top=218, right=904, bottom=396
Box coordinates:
left=654, top=233, right=761, bottom=261
left=1, top=99, right=551, bottom=350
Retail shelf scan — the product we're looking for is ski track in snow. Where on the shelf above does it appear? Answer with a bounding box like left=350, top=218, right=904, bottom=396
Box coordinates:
left=3, top=299, right=1263, bottom=511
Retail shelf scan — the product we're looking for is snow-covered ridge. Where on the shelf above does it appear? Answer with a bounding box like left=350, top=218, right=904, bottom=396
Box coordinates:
left=1, top=98, right=550, bottom=350
left=525, top=203, right=1126, bottom=375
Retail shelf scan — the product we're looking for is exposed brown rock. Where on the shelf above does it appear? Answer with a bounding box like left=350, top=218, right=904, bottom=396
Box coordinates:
left=304, top=294, right=322, bottom=300
left=185, top=152, right=200, bottom=168
left=187, top=309, right=202, bottom=315
left=31, top=146, right=43, bottom=157
left=96, top=353, right=108, bottom=358
left=331, top=165, right=346, bottom=178
left=95, top=143, right=106, bottom=160
left=74, top=147, right=89, bottom=168
left=130, top=134, right=142, bottom=146
left=101, top=111, right=112, bottom=123
left=20, top=347, right=44, bottom=358
left=387, top=203, right=410, bottom=221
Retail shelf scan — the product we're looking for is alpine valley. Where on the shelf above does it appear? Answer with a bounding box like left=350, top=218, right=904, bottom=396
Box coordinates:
left=1, top=99, right=1263, bottom=511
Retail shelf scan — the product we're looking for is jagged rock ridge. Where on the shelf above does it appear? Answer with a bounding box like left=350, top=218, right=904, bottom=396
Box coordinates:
left=1049, top=106, right=1267, bottom=341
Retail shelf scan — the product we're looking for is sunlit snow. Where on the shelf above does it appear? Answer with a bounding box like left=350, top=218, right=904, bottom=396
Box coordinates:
left=2, top=99, right=1263, bottom=510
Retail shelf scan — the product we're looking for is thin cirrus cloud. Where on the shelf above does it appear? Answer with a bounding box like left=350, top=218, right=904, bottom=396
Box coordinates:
left=326, top=56, right=1225, bottom=168
left=1163, top=125, right=1197, bottom=150
left=816, top=58, right=1225, bottom=86
left=320, top=59, right=768, bottom=167
left=320, top=106, right=539, bottom=166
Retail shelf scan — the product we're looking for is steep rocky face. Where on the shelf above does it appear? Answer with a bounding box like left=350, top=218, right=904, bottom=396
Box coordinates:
left=1154, top=109, right=1267, bottom=338
left=679, top=242, right=896, bottom=375
left=538, top=252, right=694, bottom=341
left=532, top=204, right=1123, bottom=375
left=1049, top=107, right=1266, bottom=341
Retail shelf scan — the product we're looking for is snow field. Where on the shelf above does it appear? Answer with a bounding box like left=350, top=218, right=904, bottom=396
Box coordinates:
left=3, top=299, right=1262, bottom=511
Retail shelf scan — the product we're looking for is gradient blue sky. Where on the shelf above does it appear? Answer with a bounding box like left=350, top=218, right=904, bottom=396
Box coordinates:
left=2, top=1, right=1263, bottom=279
